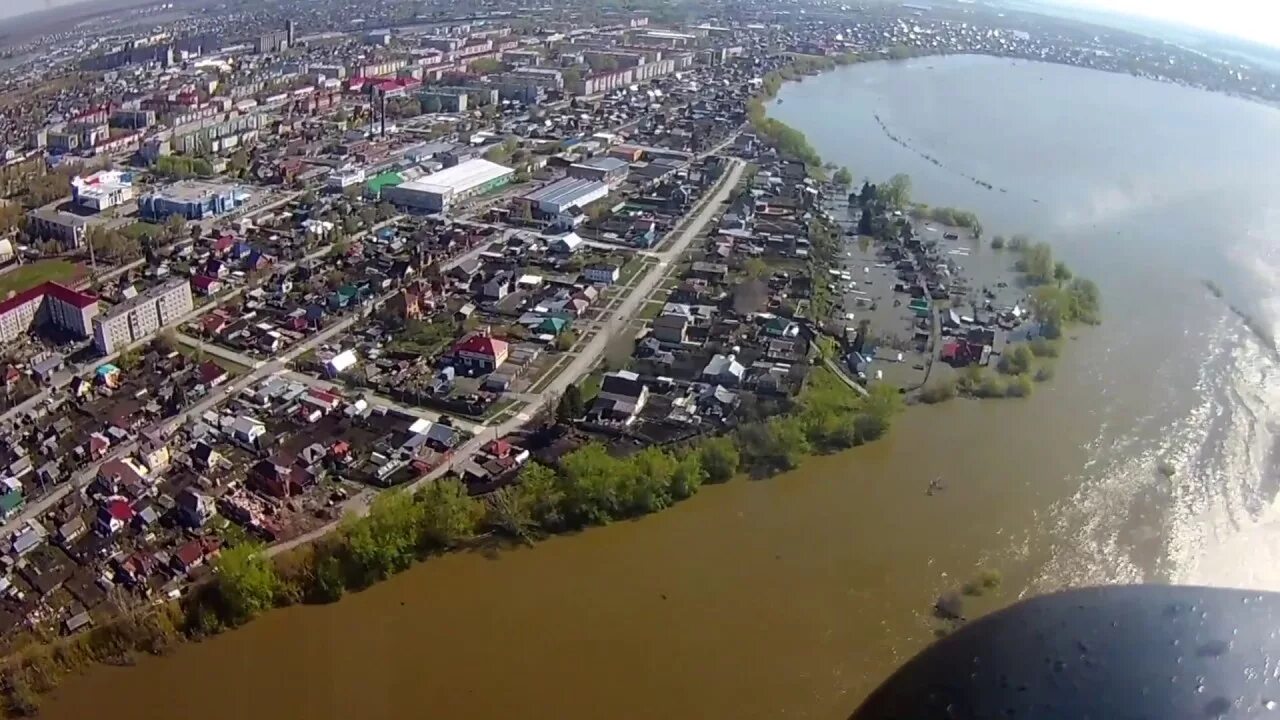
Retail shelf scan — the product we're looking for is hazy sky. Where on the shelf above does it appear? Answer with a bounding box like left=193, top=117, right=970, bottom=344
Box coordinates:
left=2, top=0, right=1279, bottom=49
left=1047, top=0, right=1280, bottom=47
left=0, top=0, right=99, bottom=21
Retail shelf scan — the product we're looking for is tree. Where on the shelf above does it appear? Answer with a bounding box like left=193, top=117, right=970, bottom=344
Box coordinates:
left=1066, top=277, right=1102, bottom=324
left=1053, top=261, right=1073, bottom=286
left=558, top=443, right=622, bottom=525
left=669, top=451, right=706, bottom=499
left=556, top=385, right=585, bottom=424
left=486, top=485, right=537, bottom=542
left=997, top=343, right=1034, bottom=375
left=587, top=54, right=619, bottom=72
left=883, top=173, right=912, bottom=209
left=832, top=167, right=853, bottom=186
left=213, top=542, right=282, bottom=624
left=699, top=435, right=740, bottom=483
left=990, top=235, right=1006, bottom=250
left=1019, top=242, right=1055, bottom=285
left=517, top=462, right=564, bottom=530
left=738, top=417, right=810, bottom=475
left=307, top=549, right=347, bottom=602
left=743, top=257, right=768, bottom=278
left=555, top=329, right=577, bottom=351
left=858, top=181, right=878, bottom=208
left=165, top=213, right=189, bottom=240
left=417, top=477, right=481, bottom=547
left=1030, top=285, right=1068, bottom=330
left=1005, top=374, right=1034, bottom=398
left=622, top=447, right=676, bottom=514
left=562, top=67, right=582, bottom=87
left=342, top=490, right=423, bottom=583
left=862, top=383, right=904, bottom=427
left=471, top=57, right=504, bottom=74
left=857, top=209, right=874, bottom=236
left=228, top=148, right=250, bottom=176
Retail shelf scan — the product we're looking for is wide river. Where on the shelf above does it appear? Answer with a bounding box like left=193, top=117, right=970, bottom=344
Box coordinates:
left=43, top=55, right=1280, bottom=719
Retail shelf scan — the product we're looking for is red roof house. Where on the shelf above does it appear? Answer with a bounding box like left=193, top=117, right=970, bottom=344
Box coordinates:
left=451, top=333, right=510, bottom=372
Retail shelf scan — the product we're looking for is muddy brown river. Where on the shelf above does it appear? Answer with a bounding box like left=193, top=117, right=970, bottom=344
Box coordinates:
left=42, top=55, right=1280, bottom=718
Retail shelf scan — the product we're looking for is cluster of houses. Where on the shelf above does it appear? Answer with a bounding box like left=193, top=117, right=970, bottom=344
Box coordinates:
left=189, top=219, right=495, bottom=358
left=0, top=363, right=475, bottom=639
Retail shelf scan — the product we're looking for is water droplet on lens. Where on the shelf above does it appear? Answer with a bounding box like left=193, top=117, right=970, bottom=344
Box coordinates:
left=1204, top=696, right=1231, bottom=717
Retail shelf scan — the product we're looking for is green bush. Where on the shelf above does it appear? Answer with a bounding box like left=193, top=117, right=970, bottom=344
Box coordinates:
left=1005, top=375, right=1033, bottom=398
left=919, top=379, right=957, bottom=404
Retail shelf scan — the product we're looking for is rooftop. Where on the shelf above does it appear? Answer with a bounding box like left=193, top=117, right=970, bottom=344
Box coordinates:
left=145, top=180, right=248, bottom=203
left=96, top=277, right=188, bottom=322
left=398, top=158, right=512, bottom=195
left=0, top=281, right=96, bottom=316
left=578, top=156, right=630, bottom=172
left=520, top=177, right=608, bottom=206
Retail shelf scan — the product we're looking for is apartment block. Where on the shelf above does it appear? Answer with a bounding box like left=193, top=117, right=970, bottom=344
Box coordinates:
left=92, top=278, right=193, bottom=355
left=0, top=282, right=98, bottom=344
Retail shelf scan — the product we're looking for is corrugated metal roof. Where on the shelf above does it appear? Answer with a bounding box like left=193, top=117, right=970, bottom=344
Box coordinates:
left=398, top=158, right=512, bottom=195
left=520, top=177, right=608, bottom=207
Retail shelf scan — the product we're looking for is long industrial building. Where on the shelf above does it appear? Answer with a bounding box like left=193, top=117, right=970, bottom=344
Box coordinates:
left=93, top=278, right=193, bottom=355
left=516, top=177, right=610, bottom=218
left=383, top=159, right=513, bottom=213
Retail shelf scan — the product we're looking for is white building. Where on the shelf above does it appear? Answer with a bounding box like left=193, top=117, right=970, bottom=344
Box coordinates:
left=383, top=159, right=513, bottom=213
left=71, top=170, right=135, bottom=212
left=326, top=167, right=366, bottom=191
left=92, top=278, right=193, bottom=355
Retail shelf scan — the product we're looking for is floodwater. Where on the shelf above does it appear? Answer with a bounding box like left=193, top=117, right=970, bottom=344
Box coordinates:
left=42, top=55, right=1280, bottom=719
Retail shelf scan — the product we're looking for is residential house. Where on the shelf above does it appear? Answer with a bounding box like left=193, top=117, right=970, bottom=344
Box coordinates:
left=482, top=271, right=514, bottom=300
left=95, top=499, right=136, bottom=535
left=702, top=353, right=746, bottom=387
left=690, top=261, right=729, bottom=284
left=451, top=333, right=510, bottom=373
left=176, top=488, right=215, bottom=527
left=191, top=275, right=223, bottom=296
left=762, top=316, right=800, bottom=338
left=583, top=264, right=620, bottom=285
left=652, top=313, right=689, bottom=344
left=250, top=458, right=314, bottom=498
left=588, top=370, right=649, bottom=425
left=229, top=416, right=267, bottom=448
left=198, top=361, right=229, bottom=388
left=549, top=232, right=584, bottom=255
left=0, top=478, right=23, bottom=520
left=95, top=458, right=149, bottom=498
left=189, top=441, right=223, bottom=470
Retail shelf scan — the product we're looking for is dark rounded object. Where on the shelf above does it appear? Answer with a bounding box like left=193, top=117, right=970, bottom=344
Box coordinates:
left=851, top=586, right=1280, bottom=719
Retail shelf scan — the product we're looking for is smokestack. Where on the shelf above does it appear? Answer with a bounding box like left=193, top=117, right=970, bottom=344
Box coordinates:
left=380, top=92, right=387, bottom=138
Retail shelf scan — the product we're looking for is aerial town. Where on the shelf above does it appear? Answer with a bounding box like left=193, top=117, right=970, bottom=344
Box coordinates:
left=0, top=0, right=1256, bottom=654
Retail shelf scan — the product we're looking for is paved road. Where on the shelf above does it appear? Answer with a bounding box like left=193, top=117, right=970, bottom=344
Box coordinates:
left=281, top=370, right=484, bottom=435
left=266, top=158, right=747, bottom=557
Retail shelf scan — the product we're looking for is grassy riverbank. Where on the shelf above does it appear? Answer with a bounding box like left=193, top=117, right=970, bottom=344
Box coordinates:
left=0, top=365, right=901, bottom=716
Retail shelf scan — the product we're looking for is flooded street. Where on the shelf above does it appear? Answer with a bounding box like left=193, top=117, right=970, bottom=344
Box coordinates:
left=41, top=56, right=1280, bottom=719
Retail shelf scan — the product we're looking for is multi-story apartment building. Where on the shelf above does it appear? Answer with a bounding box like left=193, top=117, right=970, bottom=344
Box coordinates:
left=0, top=282, right=98, bottom=343
left=92, top=278, right=193, bottom=355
